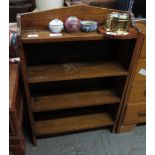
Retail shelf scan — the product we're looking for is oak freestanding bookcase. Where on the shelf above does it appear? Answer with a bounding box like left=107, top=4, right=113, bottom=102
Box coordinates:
left=19, top=5, right=143, bottom=145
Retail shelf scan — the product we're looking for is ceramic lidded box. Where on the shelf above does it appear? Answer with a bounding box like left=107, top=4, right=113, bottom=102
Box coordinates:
left=49, top=19, right=64, bottom=33
left=65, top=16, right=81, bottom=33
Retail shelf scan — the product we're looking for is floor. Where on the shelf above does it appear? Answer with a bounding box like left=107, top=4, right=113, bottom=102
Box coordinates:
left=23, top=125, right=146, bottom=155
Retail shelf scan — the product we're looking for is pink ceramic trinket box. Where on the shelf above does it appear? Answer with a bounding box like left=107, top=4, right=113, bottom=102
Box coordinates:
left=65, top=16, right=81, bottom=33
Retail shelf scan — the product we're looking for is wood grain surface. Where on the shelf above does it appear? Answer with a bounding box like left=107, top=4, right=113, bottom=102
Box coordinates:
left=35, top=112, right=114, bottom=136
left=123, top=102, right=146, bottom=125
left=28, top=62, right=128, bottom=83
left=33, top=89, right=120, bottom=112
left=9, top=64, right=19, bottom=110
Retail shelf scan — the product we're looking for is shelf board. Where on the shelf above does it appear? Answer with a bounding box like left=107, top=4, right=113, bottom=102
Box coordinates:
left=21, top=30, right=106, bottom=43
left=28, top=61, right=128, bottom=83
left=35, top=112, right=114, bottom=136
left=21, top=27, right=138, bottom=43
left=33, top=89, right=120, bottom=112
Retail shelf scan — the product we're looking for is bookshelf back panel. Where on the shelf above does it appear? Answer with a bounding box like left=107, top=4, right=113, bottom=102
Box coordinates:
left=24, top=39, right=135, bottom=70
left=24, top=40, right=119, bottom=65
left=30, top=76, right=125, bottom=97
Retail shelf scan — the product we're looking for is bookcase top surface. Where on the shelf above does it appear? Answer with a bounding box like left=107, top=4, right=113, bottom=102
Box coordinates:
left=20, top=5, right=138, bottom=43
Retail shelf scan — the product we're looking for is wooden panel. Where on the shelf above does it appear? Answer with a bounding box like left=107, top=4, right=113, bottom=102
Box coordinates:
left=89, top=0, right=118, bottom=8
left=10, top=139, right=25, bottom=155
left=35, top=112, right=114, bottom=136
left=21, top=30, right=105, bottom=43
left=133, top=59, right=146, bottom=82
left=135, top=22, right=146, bottom=34
left=124, top=102, right=146, bottom=125
left=20, top=42, right=37, bottom=145
left=9, top=64, right=19, bottom=111
left=9, top=64, right=20, bottom=136
left=17, top=94, right=24, bottom=128
left=128, top=82, right=146, bottom=103
left=9, top=64, right=25, bottom=153
left=33, top=89, right=120, bottom=112
left=140, top=38, right=146, bottom=58
left=113, top=34, right=145, bottom=133
left=9, top=113, right=17, bottom=136
left=21, top=5, right=127, bottom=30
left=21, top=29, right=137, bottom=43
left=135, top=21, right=146, bottom=58
left=119, top=124, right=136, bottom=133
left=28, top=62, right=128, bottom=83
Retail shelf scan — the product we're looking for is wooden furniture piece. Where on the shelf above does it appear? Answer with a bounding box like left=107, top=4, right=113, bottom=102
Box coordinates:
left=117, top=20, right=146, bottom=132
left=9, top=64, right=25, bottom=155
left=65, top=0, right=118, bottom=9
left=65, top=0, right=130, bottom=10
left=19, top=5, right=142, bottom=145
left=9, top=0, right=34, bottom=22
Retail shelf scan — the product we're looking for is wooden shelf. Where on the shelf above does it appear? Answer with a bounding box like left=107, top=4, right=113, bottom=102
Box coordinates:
left=21, top=26, right=137, bottom=43
left=98, top=26, right=137, bottom=39
left=21, top=30, right=106, bottom=43
left=32, top=89, right=120, bottom=112
left=35, top=112, right=114, bottom=136
left=28, top=61, right=128, bottom=83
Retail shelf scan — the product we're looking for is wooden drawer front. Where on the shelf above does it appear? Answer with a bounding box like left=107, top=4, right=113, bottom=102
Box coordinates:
left=134, top=59, right=146, bottom=82
left=128, top=82, right=146, bottom=103
left=140, top=38, right=146, bottom=58
left=124, top=103, right=146, bottom=125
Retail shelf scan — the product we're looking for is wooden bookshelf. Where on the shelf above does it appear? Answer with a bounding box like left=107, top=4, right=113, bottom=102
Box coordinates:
left=35, top=112, right=114, bottom=136
left=19, top=6, right=141, bottom=145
